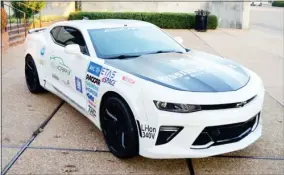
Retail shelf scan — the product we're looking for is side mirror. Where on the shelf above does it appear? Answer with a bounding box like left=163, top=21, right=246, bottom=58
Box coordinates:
left=65, top=44, right=81, bottom=55
left=174, top=36, right=183, bottom=44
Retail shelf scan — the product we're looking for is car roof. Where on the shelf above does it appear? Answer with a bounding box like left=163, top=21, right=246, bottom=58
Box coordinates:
left=52, top=19, right=154, bottom=30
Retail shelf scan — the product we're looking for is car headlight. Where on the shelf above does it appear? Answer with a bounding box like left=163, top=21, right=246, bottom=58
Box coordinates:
left=153, top=101, right=201, bottom=113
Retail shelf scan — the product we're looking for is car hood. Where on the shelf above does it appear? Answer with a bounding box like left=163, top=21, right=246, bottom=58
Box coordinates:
left=105, top=50, right=250, bottom=92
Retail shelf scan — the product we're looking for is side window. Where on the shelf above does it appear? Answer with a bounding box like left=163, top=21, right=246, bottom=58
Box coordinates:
left=55, top=27, right=89, bottom=55
left=50, top=27, right=61, bottom=40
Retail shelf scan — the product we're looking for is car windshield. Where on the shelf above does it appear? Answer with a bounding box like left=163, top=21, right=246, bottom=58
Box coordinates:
left=88, top=26, right=186, bottom=59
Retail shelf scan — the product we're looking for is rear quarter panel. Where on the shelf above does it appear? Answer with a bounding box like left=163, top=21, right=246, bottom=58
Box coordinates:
left=25, top=30, right=49, bottom=86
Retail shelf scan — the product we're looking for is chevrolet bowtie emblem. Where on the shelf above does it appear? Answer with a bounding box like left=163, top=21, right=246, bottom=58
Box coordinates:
left=236, top=101, right=247, bottom=107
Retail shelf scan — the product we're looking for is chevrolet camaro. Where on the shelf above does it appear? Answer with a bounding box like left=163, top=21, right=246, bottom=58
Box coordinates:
left=24, top=19, right=264, bottom=159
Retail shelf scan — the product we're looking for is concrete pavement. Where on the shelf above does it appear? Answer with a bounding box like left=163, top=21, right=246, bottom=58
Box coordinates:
left=1, top=27, right=283, bottom=174
left=250, top=5, right=283, bottom=37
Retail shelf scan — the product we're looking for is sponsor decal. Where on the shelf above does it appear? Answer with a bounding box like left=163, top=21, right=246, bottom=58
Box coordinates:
left=227, top=64, right=238, bottom=69
left=50, top=56, right=71, bottom=76
left=136, top=120, right=156, bottom=139
left=39, top=59, right=44, bottom=65
left=86, top=74, right=100, bottom=86
left=157, top=68, right=205, bottom=82
left=86, top=81, right=98, bottom=91
left=101, top=77, right=116, bottom=86
left=52, top=73, right=59, bottom=80
left=86, top=62, right=102, bottom=107
left=87, top=62, right=102, bottom=77
left=87, top=93, right=95, bottom=102
left=88, top=104, right=96, bottom=117
left=122, top=76, right=135, bottom=84
left=86, top=87, right=98, bottom=97
left=88, top=100, right=96, bottom=108
left=100, top=68, right=117, bottom=86
left=62, top=79, right=70, bottom=86
left=104, top=27, right=136, bottom=32
left=75, top=76, right=83, bottom=93
left=40, top=47, right=45, bottom=56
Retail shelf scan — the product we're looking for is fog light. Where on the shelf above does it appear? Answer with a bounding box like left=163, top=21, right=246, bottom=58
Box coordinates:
left=155, top=126, right=183, bottom=145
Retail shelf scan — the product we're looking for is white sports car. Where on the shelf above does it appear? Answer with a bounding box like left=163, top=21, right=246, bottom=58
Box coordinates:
left=24, top=19, right=264, bottom=159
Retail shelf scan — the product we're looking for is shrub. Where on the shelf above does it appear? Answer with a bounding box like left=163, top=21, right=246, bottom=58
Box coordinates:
left=272, top=1, right=284, bottom=7
left=40, top=15, right=66, bottom=22
left=1, top=8, right=8, bottom=32
left=68, top=12, right=218, bottom=29
left=207, top=15, right=218, bottom=29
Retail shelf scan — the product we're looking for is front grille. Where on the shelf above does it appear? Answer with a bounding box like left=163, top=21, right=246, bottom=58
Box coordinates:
left=191, top=112, right=260, bottom=149
left=200, top=95, right=257, bottom=110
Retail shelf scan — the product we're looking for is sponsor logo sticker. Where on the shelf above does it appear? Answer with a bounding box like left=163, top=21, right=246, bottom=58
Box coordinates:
left=40, top=47, right=45, bottom=56
left=88, top=62, right=102, bottom=77
left=62, top=80, right=70, bottom=86
left=88, top=100, right=96, bottom=108
left=86, top=81, right=98, bottom=91
left=52, top=73, right=59, bottom=80
left=122, top=76, right=135, bottom=84
left=100, top=68, right=117, bottom=86
left=86, top=74, right=100, bottom=86
left=50, top=56, right=71, bottom=76
left=86, top=87, right=98, bottom=97
left=87, top=93, right=95, bottom=102
left=39, top=59, right=44, bottom=65
left=157, top=68, right=205, bottom=82
left=88, top=105, right=96, bottom=117
left=75, top=76, right=83, bottom=93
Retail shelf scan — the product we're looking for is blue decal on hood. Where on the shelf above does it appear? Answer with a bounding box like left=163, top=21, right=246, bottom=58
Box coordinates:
left=105, top=51, right=250, bottom=92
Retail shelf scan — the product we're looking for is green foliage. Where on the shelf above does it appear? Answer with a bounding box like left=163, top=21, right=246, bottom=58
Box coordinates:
left=68, top=12, right=218, bottom=29
left=272, top=1, right=284, bottom=7
left=11, top=1, right=46, bottom=19
left=207, top=15, right=218, bottom=29
left=40, top=15, right=66, bottom=22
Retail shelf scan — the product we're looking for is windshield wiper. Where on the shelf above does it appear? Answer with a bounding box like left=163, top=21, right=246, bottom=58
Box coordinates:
left=105, top=54, right=141, bottom=59
left=146, top=50, right=183, bottom=55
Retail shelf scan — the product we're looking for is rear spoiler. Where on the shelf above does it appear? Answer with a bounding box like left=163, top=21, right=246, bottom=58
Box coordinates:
left=28, top=27, right=47, bottom=34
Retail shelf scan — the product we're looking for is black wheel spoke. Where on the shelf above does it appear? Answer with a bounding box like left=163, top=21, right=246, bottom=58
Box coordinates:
left=106, top=109, right=118, bottom=122
left=121, top=132, right=126, bottom=149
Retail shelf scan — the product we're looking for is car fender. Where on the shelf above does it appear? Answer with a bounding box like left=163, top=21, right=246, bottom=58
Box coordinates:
left=98, top=72, right=148, bottom=124
left=24, top=32, right=48, bottom=86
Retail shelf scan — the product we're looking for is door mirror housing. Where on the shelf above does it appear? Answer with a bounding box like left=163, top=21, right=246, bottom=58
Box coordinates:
left=174, top=36, right=183, bottom=44
left=65, top=44, right=81, bottom=55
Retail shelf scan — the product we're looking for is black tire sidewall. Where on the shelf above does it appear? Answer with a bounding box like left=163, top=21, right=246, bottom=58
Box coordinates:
left=101, top=96, right=139, bottom=158
left=25, top=56, right=45, bottom=93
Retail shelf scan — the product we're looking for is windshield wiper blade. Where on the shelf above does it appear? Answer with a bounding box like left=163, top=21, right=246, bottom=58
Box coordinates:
left=146, top=50, right=183, bottom=55
left=105, top=54, right=141, bottom=59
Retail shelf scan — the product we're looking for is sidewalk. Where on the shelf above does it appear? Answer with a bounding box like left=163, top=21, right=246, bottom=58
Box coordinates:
left=1, top=29, right=283, bottom=174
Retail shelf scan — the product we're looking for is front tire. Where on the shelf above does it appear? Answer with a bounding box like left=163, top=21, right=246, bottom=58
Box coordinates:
left=25, top=55, right=46, bottom=93
left=100, top=95, right=139, bottom=158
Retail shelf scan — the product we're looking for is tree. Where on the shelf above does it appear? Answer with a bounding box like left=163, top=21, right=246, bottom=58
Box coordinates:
left=11, top=1, right=46, bottom=19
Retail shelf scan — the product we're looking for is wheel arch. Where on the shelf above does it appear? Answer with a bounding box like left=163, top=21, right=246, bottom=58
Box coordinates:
left=99, top=91, right=136, bottom=125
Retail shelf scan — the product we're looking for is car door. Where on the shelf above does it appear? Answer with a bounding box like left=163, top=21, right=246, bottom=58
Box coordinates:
left=48, top=26, right=90, bottom=112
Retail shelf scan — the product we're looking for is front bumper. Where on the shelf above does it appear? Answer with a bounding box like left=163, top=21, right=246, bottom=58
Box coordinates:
left=138, top=84, right=264, bottom=159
